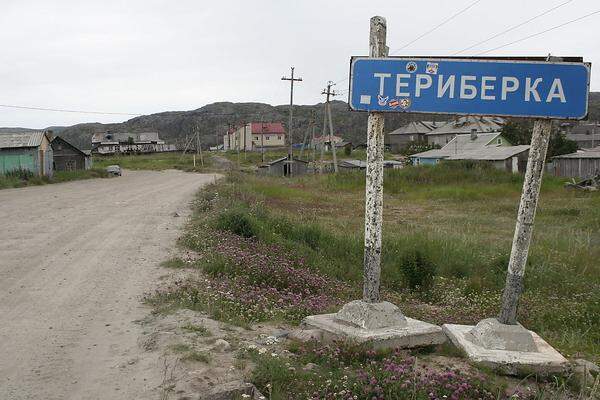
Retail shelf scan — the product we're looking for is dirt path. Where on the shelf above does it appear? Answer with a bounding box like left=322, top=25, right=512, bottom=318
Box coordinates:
left=0, top=170, right=218, bottom=400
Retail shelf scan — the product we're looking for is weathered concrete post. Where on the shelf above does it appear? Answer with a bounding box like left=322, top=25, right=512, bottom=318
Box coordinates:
left=363, top=16, right=388, bottom=303
left=499, top=119, right=553, bottom=325
left=302, top=16, right=445, bottom=349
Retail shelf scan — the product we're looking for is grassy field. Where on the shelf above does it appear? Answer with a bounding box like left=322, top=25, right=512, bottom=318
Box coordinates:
left=148, top=161, right=599, bottom=399
left=208, top=164, right=599, bottom=358
left=93, top=152, right=213, bottom=172
left=219, top=148, right=397, bottom=168
left=0, top=168, right=110, bottom=190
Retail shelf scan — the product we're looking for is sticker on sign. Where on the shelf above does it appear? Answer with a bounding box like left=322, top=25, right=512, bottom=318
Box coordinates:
left=349, top=57, right=591, bottom=119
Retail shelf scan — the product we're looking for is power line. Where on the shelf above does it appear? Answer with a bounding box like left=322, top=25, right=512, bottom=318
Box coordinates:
left=477, top=9, right=600, bottom=55
left=453, top=0, right=574, bottom=55
left=390, top=0, right=484, bottom=54
left=0, top=104, right=142, bottom=116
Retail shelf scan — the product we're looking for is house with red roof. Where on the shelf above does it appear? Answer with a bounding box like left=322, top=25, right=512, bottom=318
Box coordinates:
left=223, top=122, right=286, bottom=151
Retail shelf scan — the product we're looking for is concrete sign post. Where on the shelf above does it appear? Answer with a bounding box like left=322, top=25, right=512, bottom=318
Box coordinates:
left=304, top=16, right=590, bottom=366
left=362, top=16, right=388, bottom=303
left=499, top=119, right=552, bottom=325
left=302, top=16, right=446, bottom=350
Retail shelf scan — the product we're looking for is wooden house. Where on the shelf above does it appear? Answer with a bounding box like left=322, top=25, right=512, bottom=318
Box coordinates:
left=51, top=136, right=92, bottom=171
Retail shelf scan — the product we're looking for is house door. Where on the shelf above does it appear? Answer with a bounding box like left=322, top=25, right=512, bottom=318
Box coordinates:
left=39, top=150, right=44, bottom=176
left=284, top=163, right=290, bottom=177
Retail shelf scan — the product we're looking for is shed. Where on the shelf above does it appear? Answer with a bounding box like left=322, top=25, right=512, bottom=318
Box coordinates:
left=410, top=132, right=511, bottom=166
left=445, top=145, right=530, bottom=173
left=386, top=121, right=444, bottom=152
left=425, top=116, right=504, bottom=147
left=338, top=159, right=403, bottom=171
left=51, top=136, right=92, bottom=171
left=0, top=131, right=53, bottom=177
left=258, top=156, right=309, bottom=177
left=551, top=148, right=600, bottom=178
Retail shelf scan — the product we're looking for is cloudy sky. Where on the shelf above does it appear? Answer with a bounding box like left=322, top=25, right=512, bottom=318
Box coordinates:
left=1, top=0, right=598, bottom=128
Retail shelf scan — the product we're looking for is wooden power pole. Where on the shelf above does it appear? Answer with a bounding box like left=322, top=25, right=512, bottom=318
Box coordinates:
left=322, top=81, right=339, bottom=173
left=282, top=67, right=303, bottom=176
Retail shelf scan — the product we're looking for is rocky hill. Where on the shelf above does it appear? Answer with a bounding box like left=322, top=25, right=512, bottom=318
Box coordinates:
left=3, top=93, right=600, bottom=150
left=50, top=101, right=444, bottom=150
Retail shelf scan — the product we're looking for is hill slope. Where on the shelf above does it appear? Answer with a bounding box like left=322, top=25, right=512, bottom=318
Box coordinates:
left=3, top=92, right=600, bottom=150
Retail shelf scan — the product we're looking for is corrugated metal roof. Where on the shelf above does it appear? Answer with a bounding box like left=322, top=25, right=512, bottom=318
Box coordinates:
left=339, top=159, right=367, bottom=168
left=565, top=133, right=600, bottom=142
left=0, top=131, right=46, bottom=149
left=250, top=122, right=285, bottom=134
left=387, top=121, right=444, bottom=136
left=446, top=145, right=530, bottom=161
left=426, top=116, right=503, bottom=136
left=553, top=148, right=600, bottom=159
left=313, top=135, right=343, bottom=144
left=410, top=133, right=502, bottom=159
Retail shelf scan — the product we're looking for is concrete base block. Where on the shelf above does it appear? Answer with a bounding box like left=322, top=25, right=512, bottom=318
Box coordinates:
left=336, top=300, right=408, bottom=330
left=302, top=313, right=445, bottom=350
left=443, top=323, right=568, bottom=376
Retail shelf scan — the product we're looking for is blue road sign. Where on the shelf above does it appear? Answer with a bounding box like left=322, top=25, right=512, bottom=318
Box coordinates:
left=349, top=57, right=590, bottom=119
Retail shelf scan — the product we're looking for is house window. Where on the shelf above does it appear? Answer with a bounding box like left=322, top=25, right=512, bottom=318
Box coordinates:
left=435, top=159, right=440, bottom=164
left=254, top=135, right=259, bottom=141
left=278, top=135, right=282, bottom=140
left=266, top=136, right=270, bottom=141
left=415, top=158, right=420, bottom=165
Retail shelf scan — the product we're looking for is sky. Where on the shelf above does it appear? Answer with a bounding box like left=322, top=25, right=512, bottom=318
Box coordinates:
left=0, top=0, right=598, bottom=128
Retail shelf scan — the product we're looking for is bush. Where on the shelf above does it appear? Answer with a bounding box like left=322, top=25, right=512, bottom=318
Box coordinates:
left=5, top=168, right=34, bottom=181
left=398, top=250, right=437, bottom=291
left=215, top=208, right=256, bottom=238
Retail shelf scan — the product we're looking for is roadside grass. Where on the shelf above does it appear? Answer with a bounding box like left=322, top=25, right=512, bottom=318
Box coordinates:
left=93, top=152, right=213, bottom=172
left=181, top=322, right=212, bottom=337
left=161, top=161, right=599, bottom=363
left=168, top=343, right=211, bottom=363
left=243, top=340, right=591, bottom=400
left=0, top=168, right=109, bottom=190
left=145, top=161, right=598, bottom=399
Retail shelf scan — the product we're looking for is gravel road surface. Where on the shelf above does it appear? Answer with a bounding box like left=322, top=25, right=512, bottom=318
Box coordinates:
left=0, top=170, right=217, bottom=400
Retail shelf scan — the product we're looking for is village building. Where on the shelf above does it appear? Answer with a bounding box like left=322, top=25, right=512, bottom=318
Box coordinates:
left=445, top=145, right=530, bottom=173
left=563, top=122, right=600, bottom=149
left=385, top=121, right=445, bottom=152
left=0, top=131, right=54, bottom=177
left=257, top=155, right=308, bottom=177
left=410, top=131, right=528, bottom=173
left=223, top=122, right=286, bottom=151
left=91, top=131, right=175, bottom=155
left=550, top=147, right=600, bottom=178
left=51, top=136, right=92, bottom=171
left=311, top=135, right=352, bottom=152
left=338, top=159, right=403, bottom=171
left=425, top=116, right=504, bottom=147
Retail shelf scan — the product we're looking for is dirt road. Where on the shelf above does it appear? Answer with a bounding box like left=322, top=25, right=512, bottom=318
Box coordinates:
left=0, top=170, right=217, bottom=400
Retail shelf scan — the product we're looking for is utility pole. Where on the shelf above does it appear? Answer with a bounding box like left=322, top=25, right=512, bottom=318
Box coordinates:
left=299, top=118, right=312, bottom=160
left=363, top=16, right=388, bottom=303
left=260, top=114, right=265, bottom=163
left=319, top=107, right=328, bottom=174
left=322, top=81, right=339, bottom=173
left=243, top=122, right=247, bottom=161
left=311, top=112, right=317, bottom=169
left=282, top=67, right=303, bottom=176
left=196, top=123, right=204, bottom=167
